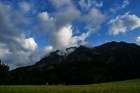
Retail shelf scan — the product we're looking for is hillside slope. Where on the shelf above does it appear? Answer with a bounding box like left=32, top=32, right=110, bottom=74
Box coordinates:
left=10, top=41, right=140, bottom=84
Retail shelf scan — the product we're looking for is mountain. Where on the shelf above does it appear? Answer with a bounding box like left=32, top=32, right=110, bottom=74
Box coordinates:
left=9, top=41, right=140, bottom=85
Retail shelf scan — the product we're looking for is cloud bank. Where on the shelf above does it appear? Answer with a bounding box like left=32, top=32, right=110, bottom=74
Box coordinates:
left=109, top=13, right=140, bottom=35
left=0, top=4, right=38, bottom=69
left=0, top=0, right=106, bottom=69
left=38, top=0, right=105, bottom=50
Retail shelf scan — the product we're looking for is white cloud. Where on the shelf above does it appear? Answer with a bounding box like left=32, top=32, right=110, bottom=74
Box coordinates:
left=19, top=2, right=31, bottom=12
left=0, top=3, right=39, bottom=69
left=79, top=0, right=103, bottom=11
left=38, top=12, right=51, bottom=22
left=136, top=36, right=140, bottom=44
left=38, top=0, right=80, bottom=31
left=52, top=25, right=77, bottom=49
left=109, top=19, right=127, bottom=35
left=127, top=15, right=140, bottom=30
left=0, top=0, right=106, bottom=69
left=0, top=47, right=10, bottom=59
left=22, top=38, right=38, bottom=51
left=54, top=25, right=74, bottom=48
left=43, top=46, right=54, bottom=55
left=79, top=7, right=105, bottom=32
left=48, top=24, right=89, bottom=50
left=109, top=13, right=140, bottom=35
left=74, top=31, right=90, bottom=45
left=0, top=37, right=38, bottom=69
left=37, top=2, right=80, bottom=48
left=38, top=1, right=105, bottom=50
left=88, top=8, right=105, bottom=25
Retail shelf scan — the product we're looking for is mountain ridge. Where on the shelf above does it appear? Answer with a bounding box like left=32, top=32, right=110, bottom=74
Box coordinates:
left=9, top=41, right=140, bottom=85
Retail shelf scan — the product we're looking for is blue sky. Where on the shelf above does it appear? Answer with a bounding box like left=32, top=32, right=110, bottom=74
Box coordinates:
left=0, top=0, right=140, bottom=69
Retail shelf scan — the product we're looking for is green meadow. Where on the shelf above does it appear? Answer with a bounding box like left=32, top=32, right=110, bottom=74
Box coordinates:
left=0, top=79, right=140, bottom=93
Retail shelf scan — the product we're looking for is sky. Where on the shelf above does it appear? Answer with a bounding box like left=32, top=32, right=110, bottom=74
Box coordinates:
left=0, top=0, right=140, bottom=69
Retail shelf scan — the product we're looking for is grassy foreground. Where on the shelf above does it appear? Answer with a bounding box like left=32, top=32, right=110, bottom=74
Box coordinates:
left=0, top=79, right=140, bottom=93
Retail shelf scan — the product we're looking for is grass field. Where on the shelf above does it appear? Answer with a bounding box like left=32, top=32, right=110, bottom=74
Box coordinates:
left=0, top=79, right=140, bottom=93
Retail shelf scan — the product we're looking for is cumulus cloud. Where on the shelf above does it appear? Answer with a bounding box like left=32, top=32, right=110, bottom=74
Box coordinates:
left=19, top=1, right=31, bottom=12
left=0, top=0, right=106, bottom=69
left=0, top=45, right=10, bottom=59
left=22, top=38, right=38, bottom=51
left=52, top=24, right=89, bottom=49
left=38, top=1, right=105, bottom=50
left=136, top=36, right=140, bottom=44
left=38, top=11, right=91, bottom=49
left=79, top=0, right=103, bottom=11
left=0, top=3, right=38, bottom=69
left=37, top=0, right=84, bottom=50
left=81, top=8, right=105, bottom=32
left=109, top=13, right=140, bottom=35
left=38, top=12, right=50, bottom=22
left=53, top=25, right=74, bottom=49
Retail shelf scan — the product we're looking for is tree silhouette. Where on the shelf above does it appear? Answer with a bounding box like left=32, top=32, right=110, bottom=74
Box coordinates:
left=0, top=60, right=9, bottom=84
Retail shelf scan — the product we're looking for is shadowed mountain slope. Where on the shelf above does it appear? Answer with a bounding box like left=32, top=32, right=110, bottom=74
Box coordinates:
left=9, top=41, right=140, bottom=85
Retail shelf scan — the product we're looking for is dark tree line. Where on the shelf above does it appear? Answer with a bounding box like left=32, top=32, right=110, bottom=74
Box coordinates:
left=0, top=60, right=9, bottom=84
